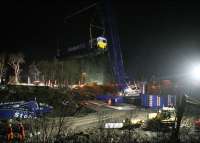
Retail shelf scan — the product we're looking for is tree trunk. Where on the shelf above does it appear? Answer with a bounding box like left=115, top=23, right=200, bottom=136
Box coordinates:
left=171, top=93, right=186, bottom=142
left=15, top=70, right=19, bottom=83
left=15, top=75, right=19, bottom=83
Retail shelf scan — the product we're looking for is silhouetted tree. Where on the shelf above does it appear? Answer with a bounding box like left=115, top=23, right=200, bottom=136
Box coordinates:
left=8, top=53, right=25, bottom=83
left=0, top=53, right=5, bottom=83
left=28, top=62, right=40, bottom=82
left=37, top=60, right=49, bottom=81
left=171, top=89, right=186, bottom=142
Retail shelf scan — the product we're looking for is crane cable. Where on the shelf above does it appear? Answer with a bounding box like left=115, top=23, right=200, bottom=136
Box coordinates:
left=64, top=2, right=97, bottom=22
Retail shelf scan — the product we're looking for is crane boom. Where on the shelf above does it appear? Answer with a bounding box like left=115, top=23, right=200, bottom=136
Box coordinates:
left=103, top=0, right=127, bottom=90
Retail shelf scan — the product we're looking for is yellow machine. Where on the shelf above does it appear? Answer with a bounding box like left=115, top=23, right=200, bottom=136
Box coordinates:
left=97, top=37, right=107, bottom=49
left=148, top=107, right=176, bottom=125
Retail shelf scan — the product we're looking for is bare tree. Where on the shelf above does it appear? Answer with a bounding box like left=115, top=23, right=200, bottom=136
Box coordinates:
left=8, top=53, right=25, bottom=83
left=0, top=54, right=5, bottom=83
left=28, top=62, right=40, bottom=82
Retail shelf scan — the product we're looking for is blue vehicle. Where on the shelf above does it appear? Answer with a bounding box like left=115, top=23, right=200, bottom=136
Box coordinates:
left=0, top=100, right=53, bottom=119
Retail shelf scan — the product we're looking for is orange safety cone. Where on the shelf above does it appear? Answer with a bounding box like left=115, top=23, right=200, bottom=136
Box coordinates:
left=108, top=98, right=112, bottom=105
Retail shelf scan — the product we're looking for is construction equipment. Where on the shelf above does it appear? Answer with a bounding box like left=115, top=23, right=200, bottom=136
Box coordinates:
left=97, top=36, right=107, bottom=49
left=148, top=107, right=176, bottom=125
left=103, top=0, right=127, bottom=92
left=123, top=85, right=140, bottom=96
left=121, top=118, right=144, bottom=129
left=157, top=107, right=176, bottom=125
left=62, top=0, right=130, bottom=96
left=0, top=100, right=53, bottom=119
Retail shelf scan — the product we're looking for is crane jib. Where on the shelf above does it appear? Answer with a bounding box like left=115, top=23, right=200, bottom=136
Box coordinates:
left=104, top=0, right=127, bottom=90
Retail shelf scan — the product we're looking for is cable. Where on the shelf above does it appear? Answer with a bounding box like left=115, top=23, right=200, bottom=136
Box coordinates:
left=64, top=2, right=97, bottom=22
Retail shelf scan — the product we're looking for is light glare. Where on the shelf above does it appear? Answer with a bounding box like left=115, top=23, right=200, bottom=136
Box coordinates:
left=191, top=65, right=200, bottom=81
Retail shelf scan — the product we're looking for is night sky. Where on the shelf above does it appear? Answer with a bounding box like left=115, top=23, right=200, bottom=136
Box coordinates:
left=1, top=0, right=200, bottom=79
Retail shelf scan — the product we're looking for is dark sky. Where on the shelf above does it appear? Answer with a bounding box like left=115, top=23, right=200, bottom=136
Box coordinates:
left=1, top=0, right=200, bottom=79
left=117, top=1, right=200, bottom=78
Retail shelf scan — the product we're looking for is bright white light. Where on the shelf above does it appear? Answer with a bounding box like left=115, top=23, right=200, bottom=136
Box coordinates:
left=104, top=123, right=123, bottom=129
left=191, top=65, right=200, bottom=81
left=124, top=87, right=132, bottom=93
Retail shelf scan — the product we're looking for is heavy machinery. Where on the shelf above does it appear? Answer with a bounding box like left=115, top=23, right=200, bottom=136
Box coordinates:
left=0, top=100, right=53, bottom=119
left=123, top=84, right=141, bottom=96
left=62, top=0, right=130, bottom=94
left=97, top=36, right=107, bottom=49
left=103, top=0, right=128, bottom=92
left=148, top=107, right=176, bottom=125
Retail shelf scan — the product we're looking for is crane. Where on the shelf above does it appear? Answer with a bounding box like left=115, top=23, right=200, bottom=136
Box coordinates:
left=103, top=0, right=127, bottom=91
left=62, top=0, right=128, bottom=93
